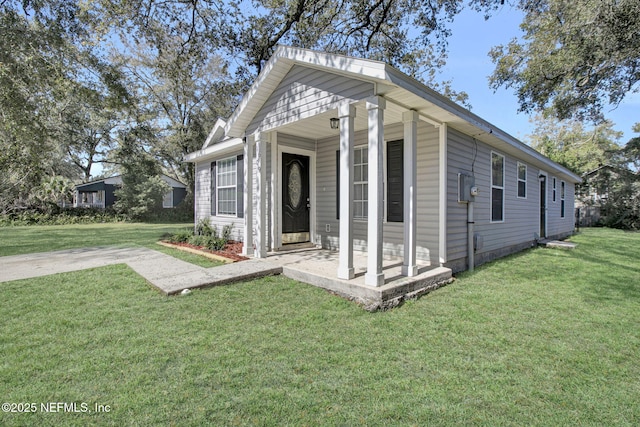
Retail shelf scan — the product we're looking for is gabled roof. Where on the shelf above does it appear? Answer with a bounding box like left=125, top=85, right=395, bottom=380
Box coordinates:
left=202, top=118, right=229, bottom=149
left=194, top=45, right=581, bottom=183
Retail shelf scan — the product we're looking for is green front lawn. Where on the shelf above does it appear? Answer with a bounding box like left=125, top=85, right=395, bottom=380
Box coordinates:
left=0, top=223, right=193, bottom=257
left=0, top=223, right=223, bottom=268
left=1, top=228, right=639, bottom=426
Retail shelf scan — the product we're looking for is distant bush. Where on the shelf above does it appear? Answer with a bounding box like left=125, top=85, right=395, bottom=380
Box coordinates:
left=0, top=207, right=128, bottom=226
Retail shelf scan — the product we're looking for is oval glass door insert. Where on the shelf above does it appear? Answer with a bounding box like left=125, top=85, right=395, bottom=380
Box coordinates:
left=288, top=163, right=302, bottom=209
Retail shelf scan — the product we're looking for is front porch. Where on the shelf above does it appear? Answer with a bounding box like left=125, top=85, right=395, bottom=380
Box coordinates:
left=266, top=248, right=453, bottom=310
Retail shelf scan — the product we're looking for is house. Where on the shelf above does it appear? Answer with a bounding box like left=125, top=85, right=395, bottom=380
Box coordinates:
left=576, top=164, right=637, bottom=226
left=185, top=46, right=581, bottom=286
left=74, top=175, right=187, bottom=209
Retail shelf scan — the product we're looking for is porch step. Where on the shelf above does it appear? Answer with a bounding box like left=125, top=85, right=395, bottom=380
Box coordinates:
left=271, top=242, right=316, bottom=252
left=538, top=239, right=577, bottom=249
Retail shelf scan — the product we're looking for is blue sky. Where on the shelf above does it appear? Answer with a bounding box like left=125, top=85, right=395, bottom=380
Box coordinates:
left=440, top=6, right=638, bottom=144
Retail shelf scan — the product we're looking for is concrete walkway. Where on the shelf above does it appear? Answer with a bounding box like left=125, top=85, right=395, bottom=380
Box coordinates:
left=0, top=246, right=282, bottom=295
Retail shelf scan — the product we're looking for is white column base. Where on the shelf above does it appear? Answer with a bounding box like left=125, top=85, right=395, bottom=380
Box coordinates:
left=337, top=266, right=355, bottom=280
left=365, top=272, right=385, bottom=287
left=401, top=265, right=418, bottom=277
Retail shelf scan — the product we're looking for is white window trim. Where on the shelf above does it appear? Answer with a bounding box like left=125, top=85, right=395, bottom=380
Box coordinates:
left=491, top=151, right=505, bottom=223
left=552, top=177, right=557, bottom=203
left=216, top=155, right=238, bottom=217
left=517, top=162, right=527, bottom=199
left=353, top=145, right=368, bottom=221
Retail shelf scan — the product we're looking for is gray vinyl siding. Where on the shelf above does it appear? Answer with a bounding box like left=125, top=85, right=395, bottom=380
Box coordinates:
left=194, top=154, right=245, bottom=243
left=315, top=121, right=440, bottom=265
left=447, top=128, right=541, bottom=265
left=247, top=65, right=374, bottom=135
left=277, top=133, right=315, bottom=152
left=545, top=176, right=576, bottom=238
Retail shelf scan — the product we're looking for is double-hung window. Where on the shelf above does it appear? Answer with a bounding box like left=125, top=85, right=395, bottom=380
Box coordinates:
left=336, top=141, right=403, bottom=222
left=491, top=152, right=505, bottom=222
left=517, top=162, right=527, bottom=198
left=216, top=156, right=237, bottom=216
left=552, top=178, right=557, bottom=202
left=353, top=146, right=368, bottom=220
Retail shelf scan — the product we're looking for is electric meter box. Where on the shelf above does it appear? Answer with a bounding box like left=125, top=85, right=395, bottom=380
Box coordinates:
left=458, top=173, right=476, bottom=203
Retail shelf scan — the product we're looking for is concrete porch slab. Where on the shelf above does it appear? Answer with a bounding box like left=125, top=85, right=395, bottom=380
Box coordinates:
left=267, top=248, right=453, bottom=310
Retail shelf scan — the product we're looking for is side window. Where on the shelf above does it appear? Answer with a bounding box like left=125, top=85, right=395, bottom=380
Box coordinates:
left=560, top=181, right=566, bottom=218
left=217, top=156, right=238, bottom=216
left=354, top=146, right=368, bottom=220
left=491, top=152, right=505, bottom=222
left=552, top=178, right=557, bottom=202
left=517, top=162, right=527, bottom=198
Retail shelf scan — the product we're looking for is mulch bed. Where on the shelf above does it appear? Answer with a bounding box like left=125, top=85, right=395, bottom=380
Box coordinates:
left=164, top=240, right=248, bottom=262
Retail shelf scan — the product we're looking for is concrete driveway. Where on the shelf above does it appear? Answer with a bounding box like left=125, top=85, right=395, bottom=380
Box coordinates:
left=0, top=246, right=281, bottom=295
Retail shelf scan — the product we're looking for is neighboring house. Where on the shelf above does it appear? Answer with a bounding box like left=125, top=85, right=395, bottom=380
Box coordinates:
left=74, top=175, right=187, bottom=209
left=576, top=164, right=635, bottom=226
left=185, top=46, right=581, bottom=283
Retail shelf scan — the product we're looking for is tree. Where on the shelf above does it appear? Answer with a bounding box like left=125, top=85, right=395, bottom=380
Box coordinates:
left=527, top=115, right=623, bottom=175
left=113, top=36, right=237, bottom=190
left=55, top=87, right=124, bottom=182
left=94, top=0, right=476, bottom=105
left=112, top=127, right=171, bottom=220
left=489, top=0, right=640, bottom=122
left=0, top=0, right=130, bottom=211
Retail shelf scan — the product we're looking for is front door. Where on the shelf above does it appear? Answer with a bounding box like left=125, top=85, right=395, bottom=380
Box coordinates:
left=540, top=176, right=547, bottom=238
left=282, top=153, right=310, bottom=244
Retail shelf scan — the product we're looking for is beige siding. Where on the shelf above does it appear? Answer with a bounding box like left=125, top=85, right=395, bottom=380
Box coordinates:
left=315, top=120, right=440, bottom=264
left=247, top=65, right=374, bottom=135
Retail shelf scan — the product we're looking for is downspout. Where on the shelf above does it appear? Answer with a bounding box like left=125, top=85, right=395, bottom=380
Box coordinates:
left=467, top=200, right=474, bottom=272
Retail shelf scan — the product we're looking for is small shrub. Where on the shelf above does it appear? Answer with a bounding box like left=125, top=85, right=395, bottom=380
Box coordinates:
left=207, top=237, right=227, bottom=251
left=188, top=235, right=208, bottom=247
left=195, top=218, right=214, bottom=236
left=168, top=230, right=192, bottom=244
left=221, top=223, right=233, bottom=241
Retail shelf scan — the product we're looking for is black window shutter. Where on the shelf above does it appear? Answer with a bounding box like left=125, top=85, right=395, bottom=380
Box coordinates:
left=387, top=140, right=404, bottom=222
left=210, top=161, right=216, bottom=216
left=236, top=154, right=244, bottom=218
left=336, top=150, right=340, bottom=220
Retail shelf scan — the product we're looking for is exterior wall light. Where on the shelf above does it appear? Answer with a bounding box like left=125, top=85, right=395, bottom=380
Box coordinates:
left=330, top=118, right=339, bottom=129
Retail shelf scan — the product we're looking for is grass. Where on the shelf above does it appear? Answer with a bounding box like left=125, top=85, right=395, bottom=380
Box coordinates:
left=0, top=223, right=223, bottom=268
left=1, top=228, right=639, bottom=426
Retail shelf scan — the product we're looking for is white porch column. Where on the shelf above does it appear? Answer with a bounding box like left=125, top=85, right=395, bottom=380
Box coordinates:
left=255, top=131, right=268, bottom=258
left=365, top=96, right=386, bottom=287
left=402, top=110, right=419, bottom=277
left=242, top=136, right=254, bottom=256
left=337, top=103, right=356, bottom=280
left=438, top=123, right=448, bottom=266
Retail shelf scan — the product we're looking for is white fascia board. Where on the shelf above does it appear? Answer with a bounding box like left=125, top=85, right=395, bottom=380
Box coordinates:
left=202, top=118, right=228, bottom=149
left=225, top=45, right=389, bottom=138
left=385, top=65, right=582, bottom=183
left=184, top=137, right=244, bottom=163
